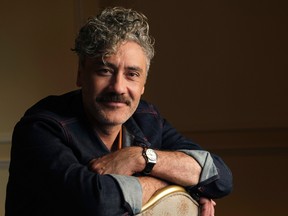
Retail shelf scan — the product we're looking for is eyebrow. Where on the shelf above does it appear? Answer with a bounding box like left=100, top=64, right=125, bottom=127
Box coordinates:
left=127, top=66, right=144, bottom=72
left=103, top=61, right=144, bottom=73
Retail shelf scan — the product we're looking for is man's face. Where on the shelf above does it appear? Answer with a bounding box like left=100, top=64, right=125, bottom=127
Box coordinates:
left=77, top=41, right=147, bottom=127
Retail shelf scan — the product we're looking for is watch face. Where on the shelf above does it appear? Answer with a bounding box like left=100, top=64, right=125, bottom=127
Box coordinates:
left=146, top=149, right=157, bottom=161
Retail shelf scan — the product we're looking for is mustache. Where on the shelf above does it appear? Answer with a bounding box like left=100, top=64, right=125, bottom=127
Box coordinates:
left=96, top=93, right=131, bottom=105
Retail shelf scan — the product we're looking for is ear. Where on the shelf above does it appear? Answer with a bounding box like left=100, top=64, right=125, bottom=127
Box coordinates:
left=141, top=86, right=145, bottom=95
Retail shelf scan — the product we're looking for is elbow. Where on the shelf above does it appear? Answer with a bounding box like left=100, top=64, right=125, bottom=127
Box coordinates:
left=188, top=171, right=233, bottom=199
left=188, top=156, right=233, bottom=199
left=213, top=171, right=233, bottom=198
left=210, top=165, right=233, bottom=198
left=210, top=154, right=233, bottom=198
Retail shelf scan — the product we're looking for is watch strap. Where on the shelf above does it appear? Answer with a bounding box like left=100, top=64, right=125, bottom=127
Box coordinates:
left=142, top=147, right=156, bottom=175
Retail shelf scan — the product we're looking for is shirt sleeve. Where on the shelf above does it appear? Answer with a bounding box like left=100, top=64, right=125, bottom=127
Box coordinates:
left=177, top=149, right=219, bottom=183
left=109, top=174, right=143, bottom=214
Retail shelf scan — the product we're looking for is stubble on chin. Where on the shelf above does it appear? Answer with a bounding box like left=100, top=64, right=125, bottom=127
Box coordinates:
left=90, top=102, right=133, bottom=126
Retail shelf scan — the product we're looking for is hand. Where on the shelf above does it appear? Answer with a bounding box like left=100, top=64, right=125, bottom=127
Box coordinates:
left=199, top=197, right=216, bottom=216
left=89, top=146, right=145, bottom=175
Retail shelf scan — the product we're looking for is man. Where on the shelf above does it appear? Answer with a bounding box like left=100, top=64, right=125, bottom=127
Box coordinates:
left=6, top=7, right=232, bottom=216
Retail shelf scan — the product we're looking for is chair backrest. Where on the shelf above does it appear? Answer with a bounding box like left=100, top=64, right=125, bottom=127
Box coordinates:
left=136, top=185, right=199, bottom=216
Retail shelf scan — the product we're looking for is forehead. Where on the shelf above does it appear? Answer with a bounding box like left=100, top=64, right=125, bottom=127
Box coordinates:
left=107, top=41, right=147, bottom=63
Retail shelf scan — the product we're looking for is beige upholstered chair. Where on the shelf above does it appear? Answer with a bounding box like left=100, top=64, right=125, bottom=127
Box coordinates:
left=136, top=185, right=199, bottom=216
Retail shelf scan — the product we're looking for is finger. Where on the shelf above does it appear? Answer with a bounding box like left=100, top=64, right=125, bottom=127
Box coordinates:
left=201, top=203, right=212, bottom=214
left=199, top=197, right=216, bottom=206
left=99, top=166, right=106, bottom=175
left=200, top=198, right=215, bottom=216
left=89, top=158, right=103, bottom=172
left=211, top=199, right=216, bottom=206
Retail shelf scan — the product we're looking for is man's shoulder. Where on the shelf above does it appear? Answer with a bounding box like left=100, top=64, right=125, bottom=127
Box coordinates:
left=23, top=90, right=82, bottom=120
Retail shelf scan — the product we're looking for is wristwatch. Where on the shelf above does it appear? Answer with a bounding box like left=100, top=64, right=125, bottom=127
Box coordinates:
left=142, top=147, right=158, bottom=175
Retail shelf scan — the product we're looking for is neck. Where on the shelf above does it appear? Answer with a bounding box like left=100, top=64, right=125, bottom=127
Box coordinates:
left=82, top=105, right=122, bottom=150
left=94, top=124, right=122, bottom=151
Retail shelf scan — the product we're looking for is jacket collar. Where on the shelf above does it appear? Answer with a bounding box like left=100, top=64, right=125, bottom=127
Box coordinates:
left=124, top=117, right=151, bottom=148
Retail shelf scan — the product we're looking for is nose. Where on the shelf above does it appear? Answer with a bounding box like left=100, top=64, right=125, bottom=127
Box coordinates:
left=109, top=73, right=126, bottom=94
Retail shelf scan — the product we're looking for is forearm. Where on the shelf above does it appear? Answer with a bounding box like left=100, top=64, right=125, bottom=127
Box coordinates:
left=138, top=176, right=169, bottom=205
left=92, top=147, right=202, bottom=187
left=160, top=118, right=232, bottom=198
left=151, top=150, right=201, bottom=186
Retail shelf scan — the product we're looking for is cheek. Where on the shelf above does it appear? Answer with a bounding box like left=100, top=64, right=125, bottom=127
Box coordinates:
left=87, top=77, right=113, bottom=97
left=138, top=81, right=146, bottom=95
left=81, top=77, right=98, bottom=96
left=131, top=84, right=145, bottom=99
left=93, top=78, right=110, bottom=91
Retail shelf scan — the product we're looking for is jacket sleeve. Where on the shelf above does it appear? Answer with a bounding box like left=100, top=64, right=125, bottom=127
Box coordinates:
left=178, top=149, right=233, bottom=199
left=7, top=117, right=133, bottom=216
left=160, top=118, right=233, bottom=199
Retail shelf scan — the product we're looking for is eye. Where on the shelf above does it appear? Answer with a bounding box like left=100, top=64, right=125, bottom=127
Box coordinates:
left=128, top=72, right=140, bottom=77
left=127, top=72, right=141, bottom=81
left=125, top=69, right=141, bottom=80
left=96, top=68, right=113, bottom=76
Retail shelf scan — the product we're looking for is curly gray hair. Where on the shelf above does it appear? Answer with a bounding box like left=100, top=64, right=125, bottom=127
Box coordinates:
left=72, top=7, right=155, bottom=70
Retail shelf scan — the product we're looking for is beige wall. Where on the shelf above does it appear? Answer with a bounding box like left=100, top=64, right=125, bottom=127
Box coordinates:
left=1, top=0, right=287, bottom=215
